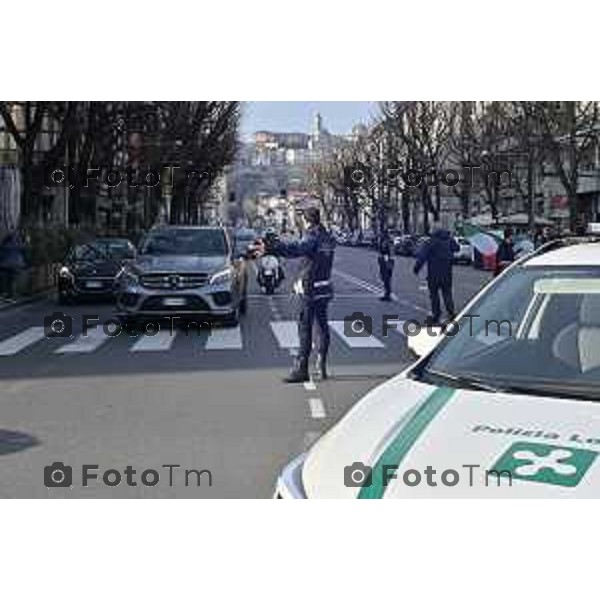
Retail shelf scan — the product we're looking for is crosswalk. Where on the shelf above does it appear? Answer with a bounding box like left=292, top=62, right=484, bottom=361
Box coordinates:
left=0, top=320, right=407, bottom=358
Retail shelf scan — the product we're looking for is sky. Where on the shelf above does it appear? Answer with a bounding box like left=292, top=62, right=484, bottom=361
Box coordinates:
left=241, top=101, right=378, bottom=138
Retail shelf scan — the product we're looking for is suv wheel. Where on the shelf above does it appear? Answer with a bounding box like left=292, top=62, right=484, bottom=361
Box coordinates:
left=223, top=307, right=240, bottom=327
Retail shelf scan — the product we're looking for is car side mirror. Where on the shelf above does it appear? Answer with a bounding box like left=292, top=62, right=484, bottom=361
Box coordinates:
left=407, top=326, right=445, bottom=358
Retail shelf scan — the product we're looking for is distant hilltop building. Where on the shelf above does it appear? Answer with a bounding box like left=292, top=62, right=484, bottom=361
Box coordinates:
left=229, top=112, right=368, bottom=224
left=246, top=112, right=337, bottom=167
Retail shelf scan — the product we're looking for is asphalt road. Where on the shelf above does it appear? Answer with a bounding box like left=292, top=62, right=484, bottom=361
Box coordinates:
left=0, top=246, right=490, bottom=498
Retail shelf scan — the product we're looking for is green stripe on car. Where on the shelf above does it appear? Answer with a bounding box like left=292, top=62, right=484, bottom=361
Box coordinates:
left=358, top=387, right=456, bottom=499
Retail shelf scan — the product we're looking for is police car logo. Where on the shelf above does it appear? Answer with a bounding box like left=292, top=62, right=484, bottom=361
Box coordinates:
left=491, top=442, right=598, bottom=487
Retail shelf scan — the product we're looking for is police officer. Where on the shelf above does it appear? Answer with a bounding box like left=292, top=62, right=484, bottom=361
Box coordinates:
left=377, top=229, right=394, bottom=301
left=257, top=207, right=336, bottom=383
left=413, top=228, right=459, bottom=325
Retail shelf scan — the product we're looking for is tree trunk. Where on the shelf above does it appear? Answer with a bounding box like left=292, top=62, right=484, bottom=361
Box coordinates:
left=401, top=191, right=410, bottom=233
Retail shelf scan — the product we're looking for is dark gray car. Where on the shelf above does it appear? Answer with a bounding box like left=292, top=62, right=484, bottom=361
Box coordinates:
left=115, top=226, right=247, bottom=326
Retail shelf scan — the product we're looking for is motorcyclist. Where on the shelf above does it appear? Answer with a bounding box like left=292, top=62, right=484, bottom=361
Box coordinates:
left=256, top=207, right=336, bottom=383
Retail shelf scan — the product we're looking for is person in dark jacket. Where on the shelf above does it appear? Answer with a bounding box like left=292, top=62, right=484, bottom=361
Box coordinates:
left=257, top=207, right=336, bottom=383
left=377, top=230, right=394, bottom=301
left=413, top=228, right=459, bottom=324
left=495, top=228, right=515, bottom=276
left=0, top=230, right=26, bottom=298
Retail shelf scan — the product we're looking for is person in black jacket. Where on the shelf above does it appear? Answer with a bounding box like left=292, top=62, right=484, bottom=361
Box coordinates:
left=413, top=229, right=459, bottom=324
left=0, top=230, right=26, bottom=298
left=377, top=230, right=394, bottom=301
left=495, top=228, right=515, bottom=276
left=256, top=207, right=336, bottom=383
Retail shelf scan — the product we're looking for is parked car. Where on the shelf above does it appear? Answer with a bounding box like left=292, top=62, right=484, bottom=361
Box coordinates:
left=334, top=230, right=352, bottom=245
left=345, top=231, right=362, bottom=246
left=276, top=237, right=600, bottom=498
left=453, top=237, right=473, bottom=264
left=115, top=225, right=247, bottom=326
left=514, top=237, right=535, bottom=260
left=394, top=234, right=419, bottom=256
left=414, top=235, right=431, bottom=256
left=57, top=238, right=136, bottom=304
left=359, top=230, right=377, bottom=248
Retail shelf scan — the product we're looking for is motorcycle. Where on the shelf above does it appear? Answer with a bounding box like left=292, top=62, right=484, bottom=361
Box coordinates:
left=257, top=254, right=284, bottom=295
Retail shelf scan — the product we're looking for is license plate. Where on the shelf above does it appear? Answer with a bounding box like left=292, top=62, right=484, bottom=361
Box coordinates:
left=264, top=270, right=273, bottom=276
left=85, top=281, right=103, bottom=289
left=163, top=297, right=186, bottom=307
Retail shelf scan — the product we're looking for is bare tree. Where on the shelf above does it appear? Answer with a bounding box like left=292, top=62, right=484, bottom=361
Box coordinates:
left=533, top=101, right=600, bottom=230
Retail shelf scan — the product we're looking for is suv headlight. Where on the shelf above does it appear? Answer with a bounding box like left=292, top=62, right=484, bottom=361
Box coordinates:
left=59, top=266, right=73, bottom=279
left=209, top=267, right=233, bottom=286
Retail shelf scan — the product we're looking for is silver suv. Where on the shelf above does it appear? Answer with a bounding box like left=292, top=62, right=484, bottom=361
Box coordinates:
left=115, top=226, right=247, bottom=326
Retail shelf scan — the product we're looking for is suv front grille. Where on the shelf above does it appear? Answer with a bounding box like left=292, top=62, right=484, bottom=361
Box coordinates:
left=140, top=273, right=209, bottom=290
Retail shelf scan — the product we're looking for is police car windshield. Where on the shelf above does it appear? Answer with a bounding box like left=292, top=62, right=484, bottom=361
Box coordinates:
left=420, top=265, right=600, bottom=400
left=140, top=228, right=227, bottom=256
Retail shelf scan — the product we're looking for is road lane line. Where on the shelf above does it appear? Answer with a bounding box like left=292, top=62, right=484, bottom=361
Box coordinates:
left=54, top=328, right=111, bottom=354
left=328, top=321, right=385, bottom=349
left=333, top=269, right=398, bottom=301
left=0, top=326, right=46, bottom=356
left=303, top=380, right=317, bottom=391
left=130, top=329, right=177, bottom=352
left=303, top=431, right=322, bottom=450
left=205, top=325, right=243, bottom=350
left=308, top=398, right=326, bottom=419
left=270, top=321, right=299, bottom=350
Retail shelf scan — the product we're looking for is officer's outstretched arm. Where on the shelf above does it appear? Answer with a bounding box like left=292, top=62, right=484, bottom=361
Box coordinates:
left=271, top=236, right=318, bottom=259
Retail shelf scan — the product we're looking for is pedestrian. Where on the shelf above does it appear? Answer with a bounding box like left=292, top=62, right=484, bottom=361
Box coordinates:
left=377, top=229, right=394, bottom=302
left=495, top=227, right=515, bottom=277
left=413, top=228, right=459, bottom=325
left=0, top=229, right=26, bottom=298
left=256, top=207, right=336, bottom=383
left=533, top=225, right=547, bottom=249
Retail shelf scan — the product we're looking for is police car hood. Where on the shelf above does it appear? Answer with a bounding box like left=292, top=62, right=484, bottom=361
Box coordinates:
left=302, top=376, right=600, bottom=498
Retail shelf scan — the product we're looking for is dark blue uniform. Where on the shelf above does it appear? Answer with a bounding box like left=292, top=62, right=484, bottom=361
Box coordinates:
left=377, top=233, right=394, bottom=300
left=271, top=225, right=336, bottom=365
left=413, top=229, right=459, bottom=323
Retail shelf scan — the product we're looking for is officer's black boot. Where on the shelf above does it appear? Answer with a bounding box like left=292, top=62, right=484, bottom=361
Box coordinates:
left=315, top=353, right=328, bottom=380
left=283, top=357, right=310, bottom=383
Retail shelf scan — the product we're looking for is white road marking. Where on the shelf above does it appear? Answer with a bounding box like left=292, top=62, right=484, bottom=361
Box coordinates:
left=303, top=380, right=317, bottom=391
left=0, top=326, right=46, bottom=356
left=270, top=321, right=299, bottom=349
left=308, top=398, right=326, bottom=419
left=303, top=431, right=322, bottom=450
left=55, top=328, right=111, bottom=354
left=328, top=321, right=385, bottom=349
left=130, top=329, right=177, bottom=352
left=205, top=325, right=243, bottom=350
left=333, top=269, right=398, bottom=301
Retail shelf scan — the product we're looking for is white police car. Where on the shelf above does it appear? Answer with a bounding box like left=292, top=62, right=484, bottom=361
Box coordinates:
left=276, top=234, right=600, bottom=498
